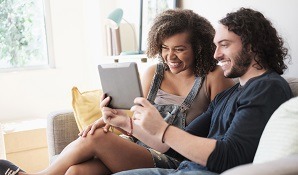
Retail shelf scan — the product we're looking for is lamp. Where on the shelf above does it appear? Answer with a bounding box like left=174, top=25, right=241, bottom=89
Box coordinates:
left=106, top=8, right=144, bottom=56
left=106, top=8, right=123, bottom=30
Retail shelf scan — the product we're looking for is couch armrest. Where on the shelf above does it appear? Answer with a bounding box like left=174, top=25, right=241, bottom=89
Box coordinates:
left=221, top=154, right=298, bottom=175
left=46, top=110, right=79, bottom=161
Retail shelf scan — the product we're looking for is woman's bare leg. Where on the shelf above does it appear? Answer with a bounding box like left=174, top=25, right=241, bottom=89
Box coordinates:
left=87, top=129, right=154, bottom=173
left=65, top=159, right=110, bottom=175
left=19, top=128, right=154, bottom=175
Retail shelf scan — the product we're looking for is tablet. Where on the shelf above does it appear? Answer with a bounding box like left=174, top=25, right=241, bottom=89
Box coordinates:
left=98, top=62, right=143, bottom=109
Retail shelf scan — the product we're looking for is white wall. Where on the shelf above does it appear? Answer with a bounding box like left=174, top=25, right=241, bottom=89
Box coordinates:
left=0, top=0, right=297, bottom=122
left=181, top=0, right=298, bottom=77
left=0, top=0, right=120, bottom=122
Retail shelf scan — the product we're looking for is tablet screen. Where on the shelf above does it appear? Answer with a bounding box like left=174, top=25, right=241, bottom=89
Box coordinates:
left=98, top=62, right=143, bottom=109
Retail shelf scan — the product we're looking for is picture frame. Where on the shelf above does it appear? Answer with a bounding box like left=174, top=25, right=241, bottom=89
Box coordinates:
left=141, top=0, right=177, bottom=52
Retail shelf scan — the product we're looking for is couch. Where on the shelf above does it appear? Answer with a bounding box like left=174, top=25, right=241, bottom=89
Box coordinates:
left=46, top=77, right=298, bottom=174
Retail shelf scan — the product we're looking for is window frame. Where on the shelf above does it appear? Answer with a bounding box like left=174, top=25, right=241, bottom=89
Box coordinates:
left=0, top=0, right=55, bottom=72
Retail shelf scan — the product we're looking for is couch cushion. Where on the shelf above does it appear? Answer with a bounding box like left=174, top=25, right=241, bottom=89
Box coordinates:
left=253, top=96, right=298, bottom=164
left=284, top=77, right=298, bottom=97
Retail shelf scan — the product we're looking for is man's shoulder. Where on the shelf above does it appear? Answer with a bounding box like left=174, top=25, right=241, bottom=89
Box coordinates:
left=244, top=71, right=292, bottom=99
left=250, top=71, right=289, bottom=87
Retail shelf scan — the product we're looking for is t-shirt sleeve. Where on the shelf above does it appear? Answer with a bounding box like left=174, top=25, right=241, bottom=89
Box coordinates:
left=206, top=80, right=292, bottom=173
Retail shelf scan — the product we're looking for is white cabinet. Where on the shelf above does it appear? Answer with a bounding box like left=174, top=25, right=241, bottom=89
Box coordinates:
left=101, top=54, right=158, bottom=76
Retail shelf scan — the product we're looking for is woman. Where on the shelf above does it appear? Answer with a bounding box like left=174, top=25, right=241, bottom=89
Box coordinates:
left=0, top=9, right=234, bottom=175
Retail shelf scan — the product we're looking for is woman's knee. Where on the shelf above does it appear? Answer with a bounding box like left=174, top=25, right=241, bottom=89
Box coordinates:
left=65, top=165, right=83, bottom=175
left=85, top=128, right=111, bottom=146
left=93, top=128, right=109, bottom=139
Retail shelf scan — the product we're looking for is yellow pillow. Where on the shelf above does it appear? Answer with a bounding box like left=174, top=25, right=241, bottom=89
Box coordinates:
left=72, top=87, right=102, bottom=132
left=71, top=87, right=126, bottom=135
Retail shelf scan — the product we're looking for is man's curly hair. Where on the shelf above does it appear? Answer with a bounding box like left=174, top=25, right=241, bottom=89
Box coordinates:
left=219, top=7, right=290, bottom=74
left=146, top=9, right=217, bottom=77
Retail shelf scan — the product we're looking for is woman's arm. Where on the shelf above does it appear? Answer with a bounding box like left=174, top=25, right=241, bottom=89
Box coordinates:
left=141, top=64, right=156, bottom=98
left=100, top=64, right=173, bottom=152
left=100, top=96, right=172, bottom=153
left=206, top=66, right=235, bottom=101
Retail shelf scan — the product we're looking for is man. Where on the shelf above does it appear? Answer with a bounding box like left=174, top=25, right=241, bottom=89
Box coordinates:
left=114, top=7, right=293, bottom=175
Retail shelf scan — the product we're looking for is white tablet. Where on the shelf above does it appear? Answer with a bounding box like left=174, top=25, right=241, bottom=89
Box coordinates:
left=98, top=62, right=143, bottom=109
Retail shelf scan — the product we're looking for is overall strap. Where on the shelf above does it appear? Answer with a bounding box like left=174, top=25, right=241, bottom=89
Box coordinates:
left=180, top=76, right=204, bottom=112
left=147, top=63, right=164, bottom=104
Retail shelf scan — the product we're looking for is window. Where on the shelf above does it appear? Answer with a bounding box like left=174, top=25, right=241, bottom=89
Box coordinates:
left=0, top=0, right=54, bottom=71
left=141, top=0, right=177, bottom=51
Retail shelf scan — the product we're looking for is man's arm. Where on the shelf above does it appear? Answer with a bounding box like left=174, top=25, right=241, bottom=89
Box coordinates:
left=162, top=124, right=216, bottom=166
left=132, top=97, right=214, bottom=164
left=206, top=79, right=292, bottom=173
left=132, top=77, right=292, bottom=173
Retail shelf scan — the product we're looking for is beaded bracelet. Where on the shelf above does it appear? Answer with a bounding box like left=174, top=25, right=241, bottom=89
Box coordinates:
left=127, top=117, right=133, bottom=136
left=161, top=124, right=171, bottom=143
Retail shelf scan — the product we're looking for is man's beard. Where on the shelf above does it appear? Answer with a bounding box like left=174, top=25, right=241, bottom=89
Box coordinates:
left=226, top=49, right=253, bottom=78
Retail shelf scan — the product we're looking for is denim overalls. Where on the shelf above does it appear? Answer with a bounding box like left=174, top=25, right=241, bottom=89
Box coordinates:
left=136, top=63, right=203, bottom=148
left=147, top=63, right=203, bottom=129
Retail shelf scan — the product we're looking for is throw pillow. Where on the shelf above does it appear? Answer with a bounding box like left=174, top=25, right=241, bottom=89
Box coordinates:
left=253, top=96, right=298, bottom=164
left=72, top=87, right=102, bottom=132
left=72, top=87, right=127, bottom=135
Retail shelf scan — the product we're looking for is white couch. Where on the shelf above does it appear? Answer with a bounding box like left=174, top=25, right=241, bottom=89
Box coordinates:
left=47, top=77, right=298, bottom=174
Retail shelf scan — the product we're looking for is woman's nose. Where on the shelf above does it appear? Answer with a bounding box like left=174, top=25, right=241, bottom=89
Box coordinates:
left=167, top=49, right=176, bottom=59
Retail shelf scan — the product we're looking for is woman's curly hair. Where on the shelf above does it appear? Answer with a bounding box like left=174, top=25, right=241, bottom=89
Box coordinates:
left=146, top=9, right=217, bottom=77
left=219, top=7, right=291, bottom=74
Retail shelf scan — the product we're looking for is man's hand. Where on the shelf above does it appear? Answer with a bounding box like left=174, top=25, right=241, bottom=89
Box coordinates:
left=131, top=97, right=168, bottom=138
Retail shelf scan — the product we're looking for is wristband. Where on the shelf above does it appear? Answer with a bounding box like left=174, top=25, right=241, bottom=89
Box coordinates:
left=161, top=124, right=171, bottom=143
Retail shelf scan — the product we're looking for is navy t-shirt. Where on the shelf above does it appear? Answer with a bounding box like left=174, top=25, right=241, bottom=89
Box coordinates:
left=186, top=70, right=293, bottom=173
